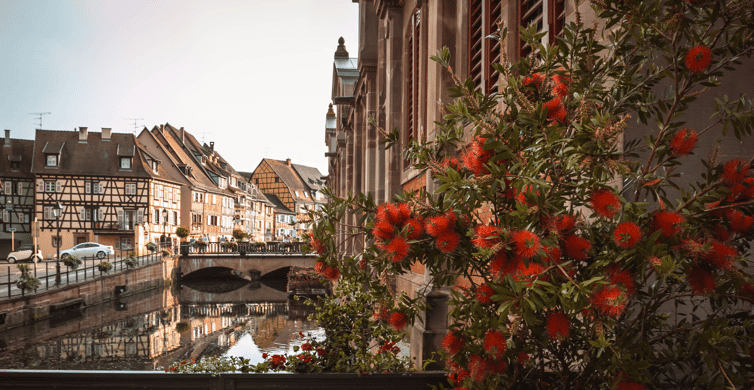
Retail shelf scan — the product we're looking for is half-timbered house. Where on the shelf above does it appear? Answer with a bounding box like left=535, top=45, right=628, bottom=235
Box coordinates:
left=0, top=130, right=35, bottom=258
left=31, top=128, right=182, bottom=256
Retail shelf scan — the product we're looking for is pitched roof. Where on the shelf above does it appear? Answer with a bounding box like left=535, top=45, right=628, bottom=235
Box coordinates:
left=292, top=164, right=325, bottom=192
left=264, top=193, right=294, bottom=215
left=31, top=129, right=156, bottom=179
left=0, top=137, right=34, bottom=179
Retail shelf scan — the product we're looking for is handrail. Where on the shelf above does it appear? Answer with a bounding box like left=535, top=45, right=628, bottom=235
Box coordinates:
left=181, top=241, right=309, bottom=255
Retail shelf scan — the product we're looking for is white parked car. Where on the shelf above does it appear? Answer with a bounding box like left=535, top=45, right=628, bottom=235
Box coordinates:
left=60, top=242, right=114, bottom=259
left=6, top=245, right=43, bottom=264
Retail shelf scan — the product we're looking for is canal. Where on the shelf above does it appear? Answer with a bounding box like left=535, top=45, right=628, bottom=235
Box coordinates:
left=0, top=272, right=321, bottom=371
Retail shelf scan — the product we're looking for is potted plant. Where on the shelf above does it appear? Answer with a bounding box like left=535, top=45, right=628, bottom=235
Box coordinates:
left=63, top=255, right=82, bottom=270
left=15, top=264, right=40, bottom=294
left=176, top=227, right=190, bottom=240
left=97, top=261, right=113, bottom=274
left=145, top=242, right=157, bottom=252
left=125, top=252, right=138, bottom=268
left=161, top=249, right=170, bottom=257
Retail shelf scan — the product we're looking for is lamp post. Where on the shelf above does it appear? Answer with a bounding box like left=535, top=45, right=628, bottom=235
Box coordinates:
left=53, top=202, right=63, bottom=286
left=162, top=209, right=168, bottom=250
left=5, top=201, right=13, bottom=251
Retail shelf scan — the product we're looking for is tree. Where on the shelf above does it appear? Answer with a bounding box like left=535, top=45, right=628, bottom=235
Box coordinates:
left=310, top=0, right=754, bottom=388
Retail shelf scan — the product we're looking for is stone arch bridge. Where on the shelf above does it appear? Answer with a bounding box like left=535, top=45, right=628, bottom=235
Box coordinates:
left=179, top=254, right=319, bottom=279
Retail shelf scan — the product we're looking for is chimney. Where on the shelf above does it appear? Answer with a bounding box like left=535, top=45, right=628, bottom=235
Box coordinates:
left=180, top=127, right=185, bottom=144
left=78, top=127, right=88, bottom=143
left=101, top=127, right=112, bottom=141
left=4, top=129, right=9, bottom=147
left=210, top=141, right=214, bottom=152
left=160, top=124, right=164, bottom=133
left=286, top=158, right=291, bottom=167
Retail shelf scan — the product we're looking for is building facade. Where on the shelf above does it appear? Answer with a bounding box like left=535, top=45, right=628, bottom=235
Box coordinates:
left=0, top=130, right=35, bottom=258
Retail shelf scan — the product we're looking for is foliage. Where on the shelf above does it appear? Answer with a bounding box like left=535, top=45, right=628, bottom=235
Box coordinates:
left=175, top=322, right=190, bottom=334
left=63, top=255, right=81, bottom=270
left=15, top=264, right=40, bottom=292
left=161, top=249, right=171, bottom=257
left=96, top=261, right=112, bottom=273
left=221, top=241, right=238, bottom=250
left=162, top=280, right=413, bottom=375
left=175, top=227, right=190, bottom=238
left=125, top=252, right=138, bottom=268
left=232, top=229, right=248, bottom=241
left=309, top=0, right=754, bottom=388
left=145, top=242, right=157, bottom=252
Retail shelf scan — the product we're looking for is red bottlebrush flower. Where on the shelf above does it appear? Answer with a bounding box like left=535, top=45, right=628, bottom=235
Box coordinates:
left=590, top=189, right=621, bottom=218
left=515, top=262, right=547, bottom=286
left=472, top=224, right=502, bottom=249
left=546, top=311, right=570, bottom=340
left=613, top=221, right=642, bottom=249
left=554, top=214, right=576, bottom=233
left=373, top=306, right=391, bottom=322
left=468, top=354, right=492, bottom=383
left=685, top=45, right=712, bottom=73
left=436, top=232, right=461, bottom=253
left=592, top=286, right=628, bottom=317
left=606, top=265, right=636, bottom=295
left=310, top=238, right=326, bottom=255
left=441, top=330, right=465, bottom=355
left=617, top=381, right=646, bottom=390
left=314, top=261, right=325, bottom=274
left=483, top=329, right=507, bottom=359
left=476, top=283, right=495, bottom=305
left=461, top=136, right=493, bottom=175
left=722, top=159, right=750, bottom=185
left=522, top=72, right=544, bottom=89
left=517, top=352, right=530, bottom=364
left=440, top=156, right=461, bottom=170
left=511, top=230, right=542, bottom=259
left=425, top=210, right=457, bottom=237
left=322, top=265, right=340, bottom=281
left=301, top=342, right=313, bottom=351
left=546, top=246, right=563, bottom=265
left=669, top=128, right=699, bottom=157
left=653, top=210, right=685, bottom=238
left=317, top=348, right=326, bottom=357
left=564, top=234, right=591, bottom=260
left=740, top=282, right=754, bottom=296
left=386, top=237, right=410, bottom=263
left=687, top=266, right=716, bottom=295
left=552, top=72, right=569, bottom=99
left=706, top=240, right=737, bottom=270
left=404, top=218, right=424, bottom=240
left=726, top=209, right=754, bottom=233
left=649, top=256, right=662, bottom=267
left=388, top=312, right=408, bottom=330
left=489, top=252, right=522, bottom=278
left=544, top=97, right=566, bottom=123
left=372, top=221, right=395, bottom=241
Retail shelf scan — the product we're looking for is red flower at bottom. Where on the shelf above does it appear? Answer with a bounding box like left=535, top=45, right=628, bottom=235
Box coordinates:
left=388, top=312, right=408, bottom=330
left=685, top=45, right=712, bottom=73
left=546, top=311, right=570, bottom=340
left=688, top=266, right=716, bottom=295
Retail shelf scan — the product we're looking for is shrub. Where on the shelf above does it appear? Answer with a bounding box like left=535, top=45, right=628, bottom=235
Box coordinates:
left=175, top=227, right=190, bottom=238
left=309, top=1, right=754, bottom=388
left=125, top=253, right=138, bottom=268
left=97, top=262, right=113, bottom=273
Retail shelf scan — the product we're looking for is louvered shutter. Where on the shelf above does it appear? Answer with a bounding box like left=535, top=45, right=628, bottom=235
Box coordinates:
left=37, top=180, right=44, bottom=193
left=117, top=209, right=124, bottom=230
left=55, top=181, right=62, bottom=193
left=99, top=182, right=105, bottom=194
left=136, top=209, right=144, bottom=225
left=79, top=208, right=86, bottom=221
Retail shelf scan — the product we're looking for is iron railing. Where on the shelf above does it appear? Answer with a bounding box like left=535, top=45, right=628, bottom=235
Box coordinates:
left=182, top=241, right=307, bottom=255
left=0, top=244, right=173, bottom=300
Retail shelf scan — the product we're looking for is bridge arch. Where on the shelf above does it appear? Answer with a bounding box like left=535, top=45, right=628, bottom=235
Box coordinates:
left=180, top=255, right=319, bottom=279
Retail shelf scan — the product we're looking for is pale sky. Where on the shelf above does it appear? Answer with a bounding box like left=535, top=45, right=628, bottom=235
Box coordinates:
left=0, top=0, right=359, bottom=174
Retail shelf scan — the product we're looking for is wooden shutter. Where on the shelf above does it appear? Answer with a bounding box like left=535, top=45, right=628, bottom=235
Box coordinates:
left=548, top=0, right=565, bottom=44
left=55, top=181, right=62, bottom=193
left=79, top=208, right=86, bottom=221
left=485, top=0, right=503, bottom=94
left=117, top=209, right=124, bottom=230
left=136, top=209, right=144, bottom=225
left=99, top=182, right=105, bottom=194
left=469, top=0, right=483, bottom=89
left=519, top=0, right=545, bottom=58
left=37, top=180, right=44, bottom=193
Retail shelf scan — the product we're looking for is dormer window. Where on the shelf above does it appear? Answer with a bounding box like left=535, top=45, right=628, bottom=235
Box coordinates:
left=120, top=157, right=132, bottom=170
left=152, top=161, right=158, bottom=172
left=46, top=154, right=58, bottom=167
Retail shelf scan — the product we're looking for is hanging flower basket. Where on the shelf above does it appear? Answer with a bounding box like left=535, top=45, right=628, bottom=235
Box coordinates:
left=97, top=261, right=113, bottom=273
left=125, top=253, right=138, bottom=268
left=16, top=275, right=40, bottom=292
left=63, top=255, right=82, bottom=269
left=146, top=242, right=157, bottom=252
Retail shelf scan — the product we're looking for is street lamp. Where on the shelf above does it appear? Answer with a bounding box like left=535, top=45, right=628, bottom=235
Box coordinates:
left=53, top=202, right=63, bottom=286
left=162, top=209, right=168, bottom=250
left=5, top=201, right=13, bottom=252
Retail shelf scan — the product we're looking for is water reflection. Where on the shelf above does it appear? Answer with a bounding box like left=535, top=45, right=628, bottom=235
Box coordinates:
left=0, top=278, right=319, bottom=370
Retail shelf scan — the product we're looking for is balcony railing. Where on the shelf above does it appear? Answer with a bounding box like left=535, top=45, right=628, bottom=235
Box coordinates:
left=181, top=241, right=306, bottom=255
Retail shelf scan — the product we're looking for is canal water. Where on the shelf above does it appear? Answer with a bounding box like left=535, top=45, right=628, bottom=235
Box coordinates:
left=0, top=275, right=321, bottom=371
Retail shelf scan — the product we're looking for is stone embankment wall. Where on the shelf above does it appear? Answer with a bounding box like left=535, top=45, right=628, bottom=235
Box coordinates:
left=0, top=256, right=180, bottom=330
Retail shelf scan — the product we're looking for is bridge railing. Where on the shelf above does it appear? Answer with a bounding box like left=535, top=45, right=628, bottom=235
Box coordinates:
left=181, top=241, right=308, bottom=255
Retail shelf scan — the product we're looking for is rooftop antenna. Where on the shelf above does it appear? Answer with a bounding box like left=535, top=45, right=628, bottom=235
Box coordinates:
left=29, top=112, right=51, bottom=129
left=124, top=118, right=144, bottom=133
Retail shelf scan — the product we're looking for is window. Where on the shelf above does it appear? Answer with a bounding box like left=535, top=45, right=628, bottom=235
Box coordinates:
left=212, top=194, right=216, bottom=204
left=304, top=192, right=308, bottom=198
left=120, top=238, right=133, bottom=250
left=166, top=187, right=172, bottom=202
left=405, top=8, right=425, bottom=164
left=120, top=157, right=131, bottom=169
left=173, top=189, right=178, bottom=203
left=1, top=210, right=8, bottom=223
left=16, top=182, right=23, bottom=195
left=79, top=208, right=92, bottom=221
left=46, top=154, right=58, bottom=167
left=44, top=181, right=59, bottom=193
left=85, top=181, right=91, bottom=194
left=294, top=191, right=299, bottom=197
left=174, top=211, right=178, bottom=226
left=52, top=235, right=61, bottom=248
left=44, top=206, right=53, bottom=220
left=469, top=0, right=502, bottom=93
left=3, top=181, right=10, bottom=194
left=92, top=182, right=104, bottom=194
left=125, top=183, right=136, bottom=195
left=519, top=0, right=565, bottom=58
